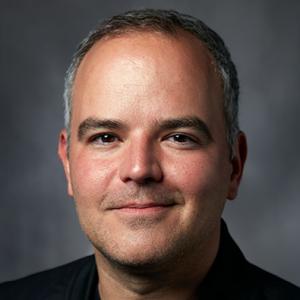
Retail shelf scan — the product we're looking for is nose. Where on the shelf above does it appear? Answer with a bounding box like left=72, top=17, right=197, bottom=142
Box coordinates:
left=119, top=137, right=163, bottom=184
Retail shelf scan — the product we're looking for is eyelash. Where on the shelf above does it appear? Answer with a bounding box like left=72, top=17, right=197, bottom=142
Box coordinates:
left=88, top=132, right=200, bottom=147
left=165, top=133, right=199, bottom=146
left=89, top=133, right=120, bottom=145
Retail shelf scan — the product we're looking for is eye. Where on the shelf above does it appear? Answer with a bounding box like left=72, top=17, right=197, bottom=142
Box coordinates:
left=169, top=134, right=193, bottom=143
left=89, top=133, right=119, bottom=145
left=166, top=133, right=199, bottom=146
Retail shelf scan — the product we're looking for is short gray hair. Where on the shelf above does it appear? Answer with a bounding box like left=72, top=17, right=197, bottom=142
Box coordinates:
left=64, top=9, right=240, bottom=156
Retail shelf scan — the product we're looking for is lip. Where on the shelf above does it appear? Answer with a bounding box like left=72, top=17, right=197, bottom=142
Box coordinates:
left=111, top=202, right=175, bottom=215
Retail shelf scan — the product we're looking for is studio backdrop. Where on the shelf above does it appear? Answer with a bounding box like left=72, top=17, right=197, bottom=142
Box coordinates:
left=1, top=0, right=299, bottom=286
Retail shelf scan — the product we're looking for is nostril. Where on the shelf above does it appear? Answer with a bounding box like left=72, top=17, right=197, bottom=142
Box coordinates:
left=119, top=157, right=163, bottom=183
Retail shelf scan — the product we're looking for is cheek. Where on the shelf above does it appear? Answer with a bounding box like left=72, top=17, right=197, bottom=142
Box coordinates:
left=69, top=152, right=116, bottom=206
left=165, top=152, right=230, bottom=199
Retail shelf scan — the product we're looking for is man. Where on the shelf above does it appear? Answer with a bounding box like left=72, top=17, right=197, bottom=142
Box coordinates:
left=0, top=8, right=299, bottom=300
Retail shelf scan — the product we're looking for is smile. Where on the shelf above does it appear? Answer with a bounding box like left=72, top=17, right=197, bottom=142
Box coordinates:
left=111, top=203, right=176, bottom=216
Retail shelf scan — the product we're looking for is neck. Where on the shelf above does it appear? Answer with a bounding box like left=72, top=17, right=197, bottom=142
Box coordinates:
left=94, top=224, right=221, bottom=300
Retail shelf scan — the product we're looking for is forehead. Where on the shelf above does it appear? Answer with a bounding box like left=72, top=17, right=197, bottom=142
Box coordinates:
left=71, top=30, right=224, bottom=127
left=75, top=30, right=221, bottom=87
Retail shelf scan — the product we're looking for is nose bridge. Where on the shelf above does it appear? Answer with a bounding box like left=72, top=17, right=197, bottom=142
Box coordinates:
left=119, top=133, right=162, bottom=183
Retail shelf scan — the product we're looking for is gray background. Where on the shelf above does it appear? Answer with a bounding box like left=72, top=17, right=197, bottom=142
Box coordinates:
left=1, top=0, right=299, bottom=286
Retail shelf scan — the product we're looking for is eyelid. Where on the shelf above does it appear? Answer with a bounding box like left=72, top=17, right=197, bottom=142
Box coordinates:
left=88, top=132, right=121, bottom=144
left=165, top=127, right=214, bottom=148
left=175, top=133, right=195, bottom=140
left=163, top=132, right=200, bottom=144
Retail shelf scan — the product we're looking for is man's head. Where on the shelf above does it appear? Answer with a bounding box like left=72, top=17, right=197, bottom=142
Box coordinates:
left=58, top=9, right=246, bottom=273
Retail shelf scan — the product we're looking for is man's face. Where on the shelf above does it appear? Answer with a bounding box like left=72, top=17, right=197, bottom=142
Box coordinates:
left=59, top=31, right=243, bottom=267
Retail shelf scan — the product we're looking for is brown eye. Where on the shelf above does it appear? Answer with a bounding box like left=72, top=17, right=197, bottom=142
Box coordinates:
left=168, top=134, right=197, bottom=144
left=91, top=133, right=118, bottom=145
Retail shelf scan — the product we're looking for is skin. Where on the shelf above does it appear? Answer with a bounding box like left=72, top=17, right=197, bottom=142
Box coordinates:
left=58, top=30, right=247, bottom=299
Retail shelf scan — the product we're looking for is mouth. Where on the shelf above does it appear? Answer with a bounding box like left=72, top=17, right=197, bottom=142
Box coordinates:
left=111, top=202, right=176, bottom=216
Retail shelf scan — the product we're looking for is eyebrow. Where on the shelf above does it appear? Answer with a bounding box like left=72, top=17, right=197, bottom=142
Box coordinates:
left=77, top=116, right=213, bottom=142
left=159, top=116, right=213, bottom=142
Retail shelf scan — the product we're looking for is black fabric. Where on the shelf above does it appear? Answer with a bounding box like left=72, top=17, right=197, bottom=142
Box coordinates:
left=0, top=256, right=98, bottom=300
left=1, top=221, right=299, bottom=299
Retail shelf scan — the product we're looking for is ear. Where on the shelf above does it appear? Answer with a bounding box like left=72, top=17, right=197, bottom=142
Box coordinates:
left=227, top=131, right=247, bottom=200
left=58, top=129, right=74, bottom=197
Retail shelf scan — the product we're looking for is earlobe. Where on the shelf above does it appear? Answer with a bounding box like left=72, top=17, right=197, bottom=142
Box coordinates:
left=58, top=129, right=74, bottom=197
left=227, top=131, right=247, bottom=200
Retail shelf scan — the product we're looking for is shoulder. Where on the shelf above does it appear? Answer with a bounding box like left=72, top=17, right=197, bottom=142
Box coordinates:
left=219, top=221, right=300, bottom=299
left=244, top=261, right=300, bottom=299
left=0, top=255, right=95, bottom=300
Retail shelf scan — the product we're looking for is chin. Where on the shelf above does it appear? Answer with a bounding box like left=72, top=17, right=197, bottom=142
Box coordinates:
left=102, top=249, right=165, bottom=272
left=92, top=231, right=193, bottom=274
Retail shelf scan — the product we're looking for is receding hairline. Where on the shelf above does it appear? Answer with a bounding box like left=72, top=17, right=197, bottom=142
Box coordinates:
left=72, top=28, right=224, bottom=100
